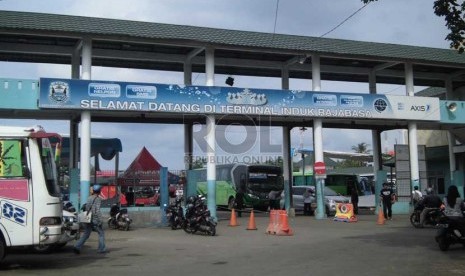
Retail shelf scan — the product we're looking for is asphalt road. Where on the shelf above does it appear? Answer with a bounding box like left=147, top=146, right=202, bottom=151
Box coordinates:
left=1, top=213, right=465, bottom=276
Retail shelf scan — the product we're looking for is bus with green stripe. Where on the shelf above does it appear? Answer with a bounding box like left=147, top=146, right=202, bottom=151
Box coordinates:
left=195, top=164, right=284, bottom=211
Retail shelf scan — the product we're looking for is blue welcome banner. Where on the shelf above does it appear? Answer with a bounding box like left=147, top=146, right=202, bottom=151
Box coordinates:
left=38, top=78, right=440, bottom=121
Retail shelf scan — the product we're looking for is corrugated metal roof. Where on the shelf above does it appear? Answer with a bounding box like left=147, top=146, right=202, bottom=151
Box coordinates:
left=416, top=87, right=446, bottom=97
left=1, top=10, right=464, bottom=66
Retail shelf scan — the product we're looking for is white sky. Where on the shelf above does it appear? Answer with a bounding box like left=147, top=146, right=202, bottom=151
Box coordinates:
left=0, top=0, right=451, bottom=170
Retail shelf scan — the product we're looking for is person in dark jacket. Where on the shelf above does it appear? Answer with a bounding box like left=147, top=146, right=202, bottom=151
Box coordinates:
left=380, top=182, right=395, bottom=220
left=235, top=189, right=245, bottom=217
left=350, top=185, right=359, bottom=215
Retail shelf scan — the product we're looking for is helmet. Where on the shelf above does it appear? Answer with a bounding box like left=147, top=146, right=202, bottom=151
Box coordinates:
left=92, top=184, right=102, bottom=193
left=187, top=195, right=197, bottom=205
left=426, top=187, right=433, bottom=195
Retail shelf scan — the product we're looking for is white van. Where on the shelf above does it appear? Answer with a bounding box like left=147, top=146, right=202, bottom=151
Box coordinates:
left=0, top=125, right=63, bottom=261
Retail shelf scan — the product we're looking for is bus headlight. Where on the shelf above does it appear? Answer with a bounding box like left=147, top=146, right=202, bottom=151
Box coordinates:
left=248, top=193, right=259, bottom=199
left=40, top=217, right=62, bottom=226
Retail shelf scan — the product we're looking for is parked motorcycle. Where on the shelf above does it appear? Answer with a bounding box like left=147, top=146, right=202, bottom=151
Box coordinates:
left=183, top=195, right=216, bottom=236
left=165, top=197, right=185, bottom=230
left=108, top=204, right=132, bottom=231
left=410, top=198, right=441, bottom=228
left=435, top=211, right=465, bottom=251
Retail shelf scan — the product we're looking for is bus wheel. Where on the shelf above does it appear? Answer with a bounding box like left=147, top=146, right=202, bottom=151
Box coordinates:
left=228, top=197, right=235, bottom=210
left=33, top=244, right=53, bottom=254
left=0, top=238, right=5, bottom=261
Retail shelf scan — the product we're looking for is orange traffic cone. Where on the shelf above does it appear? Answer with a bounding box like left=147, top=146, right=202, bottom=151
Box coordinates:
left=229, top=208, right=239, bottom=227
left=266, top=210, right=278, bottom=234
left=377, top=206, right=385, bottom=225
left=276, top=210, right=293, bottom=236
left=246, top=210, right=257, bottom=230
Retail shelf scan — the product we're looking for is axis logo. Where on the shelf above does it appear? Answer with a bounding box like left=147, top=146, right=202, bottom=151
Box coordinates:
left=410, top=105, right=430, bottom=112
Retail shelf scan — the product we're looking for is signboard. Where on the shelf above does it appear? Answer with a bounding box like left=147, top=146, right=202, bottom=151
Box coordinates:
left=39, top=78, right=441, bottom=121
left=314, top=161, right=326, bottom=179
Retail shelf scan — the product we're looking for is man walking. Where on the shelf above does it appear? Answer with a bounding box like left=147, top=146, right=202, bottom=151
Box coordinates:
left=380, top=182, right=395, bottom=220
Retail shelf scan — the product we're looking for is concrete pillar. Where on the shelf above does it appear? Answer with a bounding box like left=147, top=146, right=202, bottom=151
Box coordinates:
left=312, top=54, right=326, bottom=219
left=281, top=66, right=289, bottom=90
left=369, top=71, right=381, bottom=201
left=205, top=47, right=217, bottom=219
left=79, top=37, right=92, bottom=207
left=405, top=62, right=420, bottom=190
left=446, top=77, right=457, bottom=183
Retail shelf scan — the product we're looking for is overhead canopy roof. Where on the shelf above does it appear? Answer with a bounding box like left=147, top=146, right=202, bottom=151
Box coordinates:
left=0, top=11, right=464, bottom=133
left=0, top=10, right=465, bottom=89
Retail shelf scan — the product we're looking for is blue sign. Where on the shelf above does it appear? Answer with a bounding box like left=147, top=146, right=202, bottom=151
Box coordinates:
left=38, top=78, right=440, bottom=121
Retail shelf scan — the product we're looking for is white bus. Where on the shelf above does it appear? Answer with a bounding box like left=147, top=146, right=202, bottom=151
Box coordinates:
left=0, top=126, right=63, bottom=261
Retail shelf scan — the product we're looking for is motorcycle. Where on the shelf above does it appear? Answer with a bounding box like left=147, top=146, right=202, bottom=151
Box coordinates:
left=410, top=198, right=441, bottom=228
left=165, top=197, right=185, bottom=230
left=435, top=211, right=465, bottom=251
left=108, top=204, right=132, bottom=231
left=183, top=196, right=216, bottom=236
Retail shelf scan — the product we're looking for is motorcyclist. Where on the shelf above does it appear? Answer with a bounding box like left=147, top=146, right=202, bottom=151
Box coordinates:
left=419, top=187, right=442, bottom=226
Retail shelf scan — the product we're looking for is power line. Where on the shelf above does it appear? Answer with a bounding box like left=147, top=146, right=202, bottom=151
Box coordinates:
left=273, top=0, right=280, bottom=34
left=320, top=3, right=370, bottom=38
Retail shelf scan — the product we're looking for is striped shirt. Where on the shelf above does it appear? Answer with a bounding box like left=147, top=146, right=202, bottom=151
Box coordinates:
left=86, top=194, right=103, bottom=224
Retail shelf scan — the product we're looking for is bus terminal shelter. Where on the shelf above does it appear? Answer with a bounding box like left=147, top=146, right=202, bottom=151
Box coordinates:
left=1, top=11, right=465, bottom=219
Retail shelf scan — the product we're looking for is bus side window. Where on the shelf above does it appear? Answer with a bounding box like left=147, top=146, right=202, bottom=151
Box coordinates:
left=21, top=142, right=30, bottom=178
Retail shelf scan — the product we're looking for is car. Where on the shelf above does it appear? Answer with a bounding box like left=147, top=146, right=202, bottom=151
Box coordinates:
left=281, top=185, right=350, bottom=216
left=280, top=186, right=314, bottom=215
left=315, top=186, right=351, bottom=216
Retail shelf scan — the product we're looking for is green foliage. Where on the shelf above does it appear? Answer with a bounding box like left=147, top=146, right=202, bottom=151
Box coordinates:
left=191, top=157, right=207, bottom=169
left=434, top=0, right=465, bottom=53
left=351, top=142, right=371, bottom=154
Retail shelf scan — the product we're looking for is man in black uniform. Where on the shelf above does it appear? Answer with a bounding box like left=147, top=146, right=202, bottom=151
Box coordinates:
left=380, top=182, right=395, bottom=220
left=235, top=189, right=245, bottom=217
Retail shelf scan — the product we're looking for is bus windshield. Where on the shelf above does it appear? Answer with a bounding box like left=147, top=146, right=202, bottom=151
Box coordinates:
left=38, top=137, right=61, bottom=197
left=248, top=166, right=283, bottom=191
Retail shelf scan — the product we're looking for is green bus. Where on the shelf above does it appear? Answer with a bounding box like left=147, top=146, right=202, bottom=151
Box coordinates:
left=292, top=171, right=315, bottom=186
left=195, top=164, right=284, bottom=211
left=324, top=173, right=360, bottom=196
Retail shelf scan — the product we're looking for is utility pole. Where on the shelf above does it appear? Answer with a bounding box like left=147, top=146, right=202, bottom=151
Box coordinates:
left=300, top=127, right=307, bottom=185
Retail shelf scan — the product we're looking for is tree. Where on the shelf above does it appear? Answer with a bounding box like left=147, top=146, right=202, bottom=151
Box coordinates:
left=351, top=142, right=371, bottom=154
left=434, top=0, right=465, bottom=53
left=362, top=0, right=465, bottom=53
left=191, top=157, right=207, bottom=169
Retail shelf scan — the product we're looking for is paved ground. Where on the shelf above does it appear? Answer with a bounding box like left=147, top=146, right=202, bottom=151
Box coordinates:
left=1, top=212, right=465, bottom=276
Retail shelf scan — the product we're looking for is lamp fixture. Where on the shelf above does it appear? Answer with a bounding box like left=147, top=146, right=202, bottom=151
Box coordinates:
left=447, top=102, right=457, bottom=112
left=225, top=76, right=234, bottom=86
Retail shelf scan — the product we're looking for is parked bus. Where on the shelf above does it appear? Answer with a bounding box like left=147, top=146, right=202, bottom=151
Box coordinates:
left=195, top=164, right=284, bottom=211
left=324, top=173, right=360, bottom=196
left=0, top=126, right=63, bottom=261
left=292, top=171, right=315, bottom=186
